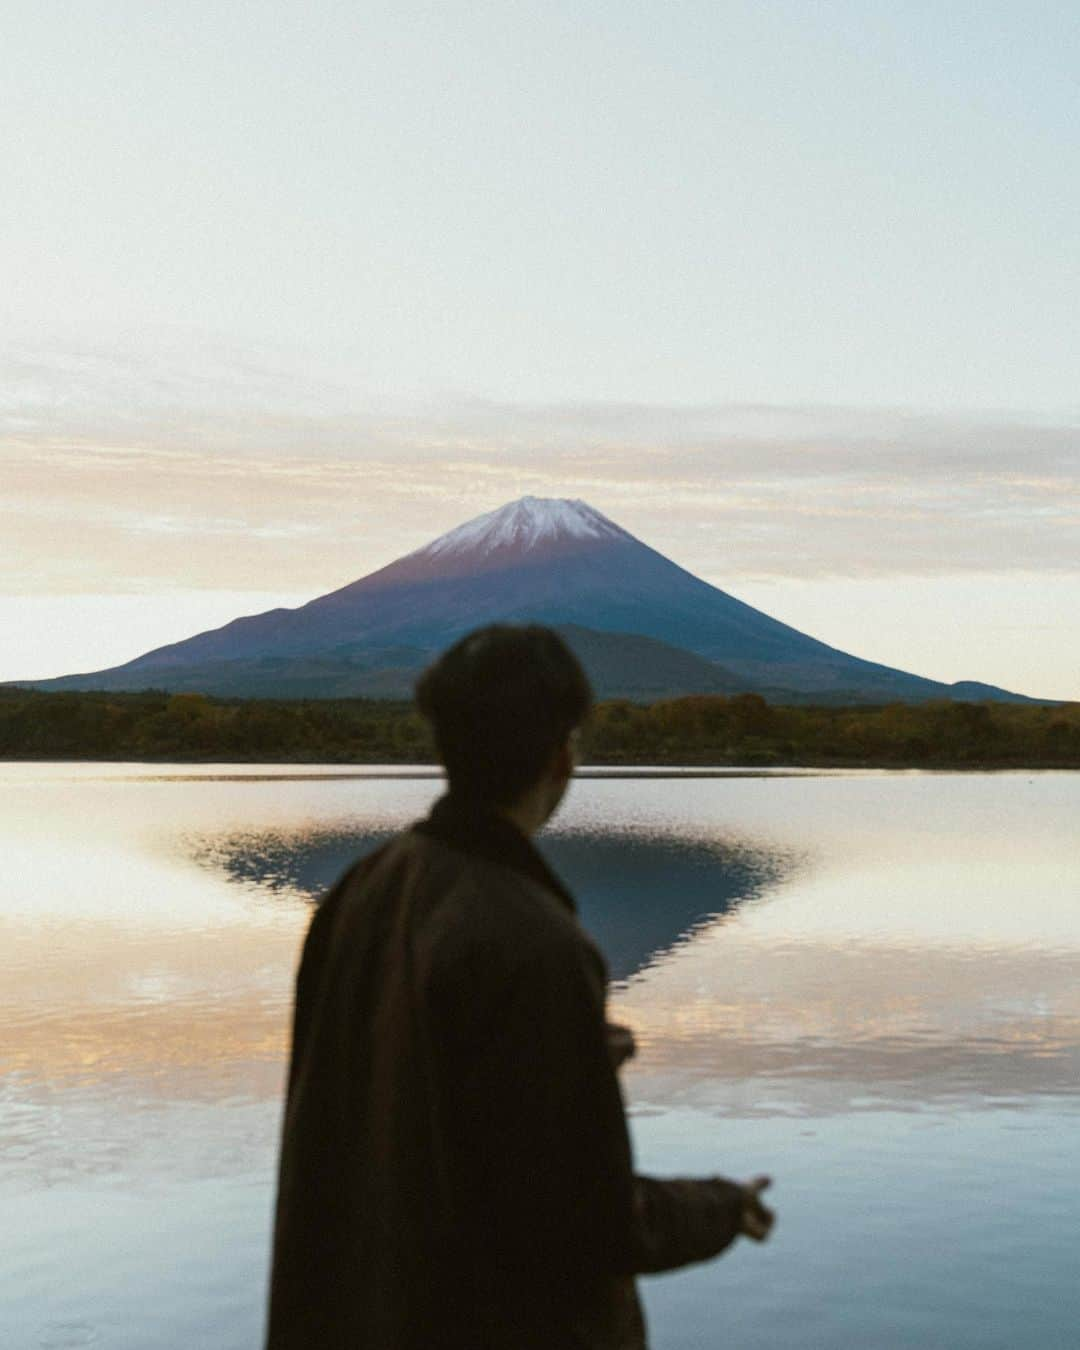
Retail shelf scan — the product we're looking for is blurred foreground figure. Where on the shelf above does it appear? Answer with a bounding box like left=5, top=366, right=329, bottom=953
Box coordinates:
left=266, top=624, right=774, bottom=1350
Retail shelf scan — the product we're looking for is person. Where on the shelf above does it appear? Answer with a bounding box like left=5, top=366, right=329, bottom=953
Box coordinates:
left=265, top=624, right=774, bottom=1350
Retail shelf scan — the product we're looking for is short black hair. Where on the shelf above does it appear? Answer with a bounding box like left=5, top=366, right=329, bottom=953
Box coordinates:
left=415, top=625, right=593, bottom=805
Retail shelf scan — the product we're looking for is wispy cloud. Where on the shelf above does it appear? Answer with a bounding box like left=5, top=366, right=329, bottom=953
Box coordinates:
left=3, top=342, right=1078, bottom=596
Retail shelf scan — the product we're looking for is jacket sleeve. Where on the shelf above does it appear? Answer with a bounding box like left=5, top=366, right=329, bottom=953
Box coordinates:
left=628, top=1174, right=745, bottom=1273
left=450, top=927, right=744, bottom=1287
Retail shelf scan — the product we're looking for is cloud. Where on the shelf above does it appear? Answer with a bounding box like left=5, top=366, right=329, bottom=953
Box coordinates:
left=2, top=340, right=1078, bottom=596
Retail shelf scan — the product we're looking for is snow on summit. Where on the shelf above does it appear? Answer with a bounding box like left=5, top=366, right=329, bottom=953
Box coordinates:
left=418, top=496, right=628, bottom=561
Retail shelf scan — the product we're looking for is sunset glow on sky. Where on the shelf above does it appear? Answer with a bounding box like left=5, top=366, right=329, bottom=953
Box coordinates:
left=3, top=2, right=1078, bottom=698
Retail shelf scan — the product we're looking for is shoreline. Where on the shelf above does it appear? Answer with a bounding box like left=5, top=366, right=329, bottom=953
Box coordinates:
left=4, top=753, right=1080, bottom=772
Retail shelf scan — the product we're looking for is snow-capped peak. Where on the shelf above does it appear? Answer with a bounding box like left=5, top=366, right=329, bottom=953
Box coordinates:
left=417, top=496, right=628, bottom=561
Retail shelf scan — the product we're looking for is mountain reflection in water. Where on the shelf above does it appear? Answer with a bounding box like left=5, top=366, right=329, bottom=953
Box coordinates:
left=195, top=822, right=801, bottom=980
left=5, top=767, right=1080, bottom=1350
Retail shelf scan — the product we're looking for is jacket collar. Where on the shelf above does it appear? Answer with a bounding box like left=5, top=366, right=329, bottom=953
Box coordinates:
left=413, top=792, right=577, bottom=915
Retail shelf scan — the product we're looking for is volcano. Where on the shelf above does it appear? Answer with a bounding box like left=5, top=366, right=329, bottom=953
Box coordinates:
left=25, top=496, right=1031, bottom=703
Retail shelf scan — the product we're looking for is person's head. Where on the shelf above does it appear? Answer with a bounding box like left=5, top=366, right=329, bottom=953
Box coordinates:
left=415, top=625, right=592, bottom=826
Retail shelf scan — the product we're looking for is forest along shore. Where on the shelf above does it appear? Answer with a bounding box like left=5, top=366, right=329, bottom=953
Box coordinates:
left=1, top=686, right=1078, bottom=769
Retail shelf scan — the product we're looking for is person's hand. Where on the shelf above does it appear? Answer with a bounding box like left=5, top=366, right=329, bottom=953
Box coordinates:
left=739, top=1176, right=775, bottom=1242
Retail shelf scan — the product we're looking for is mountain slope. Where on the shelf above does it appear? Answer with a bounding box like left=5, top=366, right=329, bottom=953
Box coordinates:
left=30, top=626, right=751, bottom=701
left=21, top=496, right=1035, bottom=703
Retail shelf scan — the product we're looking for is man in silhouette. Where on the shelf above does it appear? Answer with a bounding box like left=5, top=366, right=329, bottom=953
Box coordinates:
left=266, top=624, right=774, bottom=1350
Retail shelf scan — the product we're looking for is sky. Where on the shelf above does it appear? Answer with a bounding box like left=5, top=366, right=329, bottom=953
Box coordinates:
left=3, top=0, right=1078, bottom=699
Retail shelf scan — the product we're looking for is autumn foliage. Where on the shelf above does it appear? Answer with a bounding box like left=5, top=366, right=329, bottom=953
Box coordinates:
left=1, top=686, right=1077, bottom=767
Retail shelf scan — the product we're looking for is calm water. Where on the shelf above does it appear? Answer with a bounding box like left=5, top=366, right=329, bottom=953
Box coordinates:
left=3, top=764, right=1079, bottom=1349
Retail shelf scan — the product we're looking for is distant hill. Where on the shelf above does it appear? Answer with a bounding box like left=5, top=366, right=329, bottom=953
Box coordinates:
left=18, top=495, right=1040, bottom=703
left=21, top=626, right=749, bottom=702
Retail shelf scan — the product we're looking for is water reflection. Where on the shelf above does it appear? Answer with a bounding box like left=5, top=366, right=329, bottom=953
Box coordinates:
left=616, top=933, right=1080, bottom=1117
left=545, top=829, right=800, bottom=979
left=193, top=821, right=802, bottom=979
left=193, top=826, right=397, bottom=900
left=4, top=767, right=1080, bottom=1350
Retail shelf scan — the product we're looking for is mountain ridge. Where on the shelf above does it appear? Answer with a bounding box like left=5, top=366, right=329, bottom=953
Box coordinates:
left=16, top=496, right=1041, bottom=704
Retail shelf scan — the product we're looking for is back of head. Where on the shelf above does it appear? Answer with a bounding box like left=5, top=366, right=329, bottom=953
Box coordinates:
left=415, top=625, right=593, bottom=806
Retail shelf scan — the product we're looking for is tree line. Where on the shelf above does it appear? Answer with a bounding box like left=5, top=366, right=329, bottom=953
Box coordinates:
left=2, top=686, right=1079, bottom=767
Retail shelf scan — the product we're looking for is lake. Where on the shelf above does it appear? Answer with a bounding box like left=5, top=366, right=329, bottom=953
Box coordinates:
left=3, top=763, right=1079, bottom=1349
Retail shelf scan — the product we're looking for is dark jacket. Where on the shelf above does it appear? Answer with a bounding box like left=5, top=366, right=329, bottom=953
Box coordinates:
left=266, top=793, right=744, bottom=1350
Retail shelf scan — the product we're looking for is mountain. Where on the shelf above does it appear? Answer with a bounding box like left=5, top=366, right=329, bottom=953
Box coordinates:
left=21, top=496, right=1036, bottom=703
left=23, top=627, right=745, bottom=702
